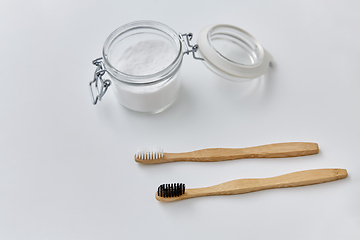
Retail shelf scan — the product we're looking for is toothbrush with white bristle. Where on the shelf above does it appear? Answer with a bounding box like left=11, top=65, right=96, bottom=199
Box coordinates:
left=134, top=142, right=319, bottom=164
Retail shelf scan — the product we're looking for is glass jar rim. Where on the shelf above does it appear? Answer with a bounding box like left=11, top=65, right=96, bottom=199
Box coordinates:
left=102, top=20, right=183, bottom=85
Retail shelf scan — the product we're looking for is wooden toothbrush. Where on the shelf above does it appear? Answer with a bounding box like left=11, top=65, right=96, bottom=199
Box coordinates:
left=135, top=142, right=319, bottom=164
left=156, top=168, right=348, bottom=202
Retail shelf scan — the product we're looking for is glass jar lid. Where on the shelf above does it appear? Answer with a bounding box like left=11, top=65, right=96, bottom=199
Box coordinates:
left=197, top=24, right=273, bottom=81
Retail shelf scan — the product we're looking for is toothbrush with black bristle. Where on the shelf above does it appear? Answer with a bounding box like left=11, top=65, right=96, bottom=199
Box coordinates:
left=156, top=169, right=348, bottom=202
left=135, top=142, right=319, bottom=164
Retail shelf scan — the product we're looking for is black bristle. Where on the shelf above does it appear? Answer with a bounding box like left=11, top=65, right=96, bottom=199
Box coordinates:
left=157, top=183, right=185, bottom=198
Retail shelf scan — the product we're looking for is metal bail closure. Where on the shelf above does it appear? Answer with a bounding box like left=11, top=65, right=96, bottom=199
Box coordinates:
left=180, top=33, right=204, bottom=61
left=89, top=58, right=111, bottom=105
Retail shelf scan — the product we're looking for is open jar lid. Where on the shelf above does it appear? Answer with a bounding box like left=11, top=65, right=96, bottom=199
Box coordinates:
left=197, top=24, right=273, bottom=81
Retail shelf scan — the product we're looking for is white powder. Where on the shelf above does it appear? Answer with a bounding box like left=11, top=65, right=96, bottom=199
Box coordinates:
left=116, top=40, right=177, bottom=76
left=111, top=39, right=181, bottom=113
left=112, top=74, right=181, bottom=113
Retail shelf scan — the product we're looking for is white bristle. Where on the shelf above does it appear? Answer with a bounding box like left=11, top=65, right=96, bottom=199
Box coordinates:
left=136, top=147, right=164, bottom=160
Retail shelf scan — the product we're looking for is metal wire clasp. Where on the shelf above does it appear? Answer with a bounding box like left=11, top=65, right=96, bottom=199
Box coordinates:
left=89, top=58, right=111, bottom=105
left=180, top=33, right=204, bottom=61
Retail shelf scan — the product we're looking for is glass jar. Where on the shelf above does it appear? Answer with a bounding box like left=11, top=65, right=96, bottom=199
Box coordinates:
left=89, top=21, right=272, bottom=113
left=90, top=21, right=184, bottom=114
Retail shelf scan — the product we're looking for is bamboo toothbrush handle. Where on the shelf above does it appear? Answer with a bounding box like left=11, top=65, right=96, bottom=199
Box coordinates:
left=166, top=142, right=319, bottom=162
left=188, top=169, right=347, bottom=199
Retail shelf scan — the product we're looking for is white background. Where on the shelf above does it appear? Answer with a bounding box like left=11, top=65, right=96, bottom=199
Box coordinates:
left=1, top=0, right=360, bottom=239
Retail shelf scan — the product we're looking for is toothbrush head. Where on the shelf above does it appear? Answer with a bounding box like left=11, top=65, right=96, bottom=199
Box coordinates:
left=157, top=183, right=185, bottom=198
left=135, top=147, right=164, bottom=161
